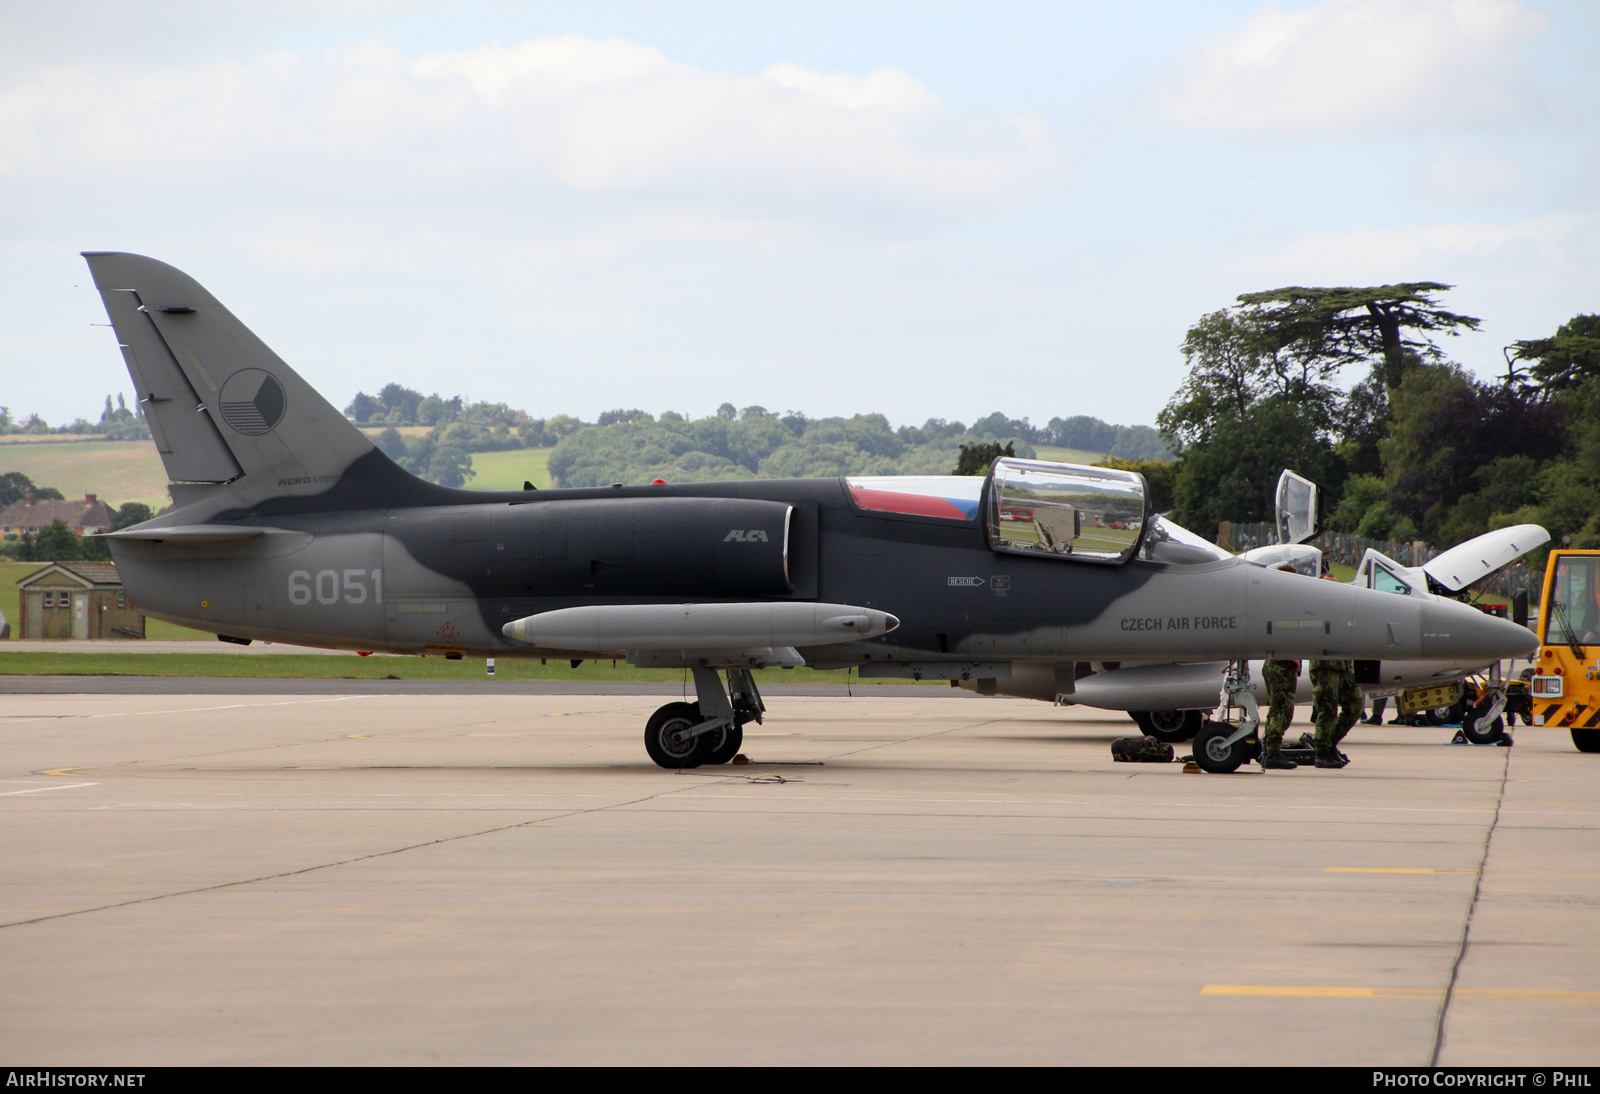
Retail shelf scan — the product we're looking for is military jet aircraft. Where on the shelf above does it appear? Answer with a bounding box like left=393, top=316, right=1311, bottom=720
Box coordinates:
left=968, top=476, right=1548, bottom=743
left=84, top=252, right=1538, bottom=768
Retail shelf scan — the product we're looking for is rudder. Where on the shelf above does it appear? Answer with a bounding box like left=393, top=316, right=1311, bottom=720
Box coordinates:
left=83, top=252, right=377, bottom=506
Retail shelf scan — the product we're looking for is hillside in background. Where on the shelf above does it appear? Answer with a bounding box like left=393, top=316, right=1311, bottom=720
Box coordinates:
left=0, top=438, right=170, bottom=510
left=339, top=382, right=1172, bottom=488
left=542, top=408, right=1169, bottom=488
left=0, top=385, right=1170, bottom=509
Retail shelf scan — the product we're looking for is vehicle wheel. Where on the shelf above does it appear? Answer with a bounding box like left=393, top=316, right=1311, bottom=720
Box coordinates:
left=1425, top=704, right=1457, bottom=726
left=1193, top=721, right=1252, bottom=774
left=1133, top=709, right=1200, bottom=743
left=1572, top=728, right=1600, bottom=753
left=644, top=702, right=708, bottom=769
left=1461, top=714, right=1505, bottom=745
left=702, top=723, right=744, bottom=765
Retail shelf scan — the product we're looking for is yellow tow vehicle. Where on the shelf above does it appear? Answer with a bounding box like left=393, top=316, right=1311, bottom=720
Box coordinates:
left=1530, top=549, right=1600, bottom=752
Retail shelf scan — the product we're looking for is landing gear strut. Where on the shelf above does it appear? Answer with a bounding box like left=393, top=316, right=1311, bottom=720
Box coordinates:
left=643, top=667, right=766, bottom=769
left=1191, top=660, right=1262, bottom=774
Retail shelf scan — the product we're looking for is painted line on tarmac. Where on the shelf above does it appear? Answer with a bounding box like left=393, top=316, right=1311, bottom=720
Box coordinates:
left=1325, top=867, right=1474, bottom=874
left=0, top=782, right=96, bottom=796
left=1202, top=985, right=1600, bottom=1003
left=10, top=696, right=375, bottom=729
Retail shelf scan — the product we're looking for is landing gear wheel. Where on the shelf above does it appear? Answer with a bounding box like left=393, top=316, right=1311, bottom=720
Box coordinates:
left=1193, top=721, right=1254, bottom=774
left=1461, top=714, right=1505, bottom=745
left=1132, top=709, right=1201, bottom=743
left=644, top=702, right=708, bottom=769
left=702, top=723, right=744, bottom=765
left=1571, top=727, right=1600, bottom=753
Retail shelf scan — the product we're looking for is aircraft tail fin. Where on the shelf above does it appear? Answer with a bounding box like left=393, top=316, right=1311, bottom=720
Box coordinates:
left=82, top=252, right=387, bottom=508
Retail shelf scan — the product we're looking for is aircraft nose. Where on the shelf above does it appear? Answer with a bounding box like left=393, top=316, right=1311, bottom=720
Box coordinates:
left=1419, top=599, right=1537, bottom=662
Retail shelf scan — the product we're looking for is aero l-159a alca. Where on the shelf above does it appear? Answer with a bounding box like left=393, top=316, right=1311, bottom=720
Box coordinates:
left=974, top=471, right=1549, bottom=746
left=84, top=253, right=1537, bottom=768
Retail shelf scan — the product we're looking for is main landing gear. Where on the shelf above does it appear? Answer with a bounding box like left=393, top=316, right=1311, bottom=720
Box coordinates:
left=644, top=667, right=766, bottom=769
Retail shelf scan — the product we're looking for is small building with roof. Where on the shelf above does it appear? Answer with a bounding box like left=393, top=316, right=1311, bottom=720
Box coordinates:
left=0, top=493, right=115, bottom=537
left=15, top=561, right=144, bottom=639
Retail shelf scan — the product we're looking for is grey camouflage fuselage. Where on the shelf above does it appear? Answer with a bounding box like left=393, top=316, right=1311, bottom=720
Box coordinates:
left=87, top=252, right=1536, bottom=675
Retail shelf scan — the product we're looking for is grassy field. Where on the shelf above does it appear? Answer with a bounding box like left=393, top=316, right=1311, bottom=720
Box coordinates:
left=0, top=438, right=170, bottom=511
left=1032, top=445, right=1115, bottom=465
left=0, top=650, right=937, bottom=683
left=466, top=447, right=552, bottom=490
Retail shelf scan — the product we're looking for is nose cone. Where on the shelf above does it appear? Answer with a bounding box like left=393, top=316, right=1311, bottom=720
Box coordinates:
left=1419, top=600, right=1537, bottom=662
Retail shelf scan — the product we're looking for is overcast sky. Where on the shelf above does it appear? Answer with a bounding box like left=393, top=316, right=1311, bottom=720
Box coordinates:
left=3, top=0, right=1596, bottom=431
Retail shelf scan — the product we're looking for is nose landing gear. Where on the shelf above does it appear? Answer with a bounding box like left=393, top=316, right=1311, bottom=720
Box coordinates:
left=1192, top=660, right=1263, bottom=773
left=643, top=666, right=766, bottom=769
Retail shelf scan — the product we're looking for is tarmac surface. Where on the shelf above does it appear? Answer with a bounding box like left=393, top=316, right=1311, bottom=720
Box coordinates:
left=1, top=684, right=1596, bottom=1066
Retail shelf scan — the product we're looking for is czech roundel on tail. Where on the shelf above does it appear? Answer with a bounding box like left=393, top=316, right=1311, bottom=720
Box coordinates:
left=84, top=253, right=1539, bottom=768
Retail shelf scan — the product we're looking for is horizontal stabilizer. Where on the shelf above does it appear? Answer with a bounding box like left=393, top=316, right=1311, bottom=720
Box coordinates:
left=503, top=602, right=899, bottom=651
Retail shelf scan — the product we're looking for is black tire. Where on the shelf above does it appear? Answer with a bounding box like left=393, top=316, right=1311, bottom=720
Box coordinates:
left=1193, top=720, right=1253, bottom=774
left=1572, top=728, right=1600, bottom=753
left=702, top=723, right=744, bottom=765
left=644, top=702, right=708, bottom=769
left=1461, top=714, right=1505, bottom=745
left=1425, top=704, right=1456, bottom=727
left=1131, top=709, right=1201, bottom=743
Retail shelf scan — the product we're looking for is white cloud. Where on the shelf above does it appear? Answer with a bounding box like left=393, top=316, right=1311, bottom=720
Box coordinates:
left=0, top=34, right=1060, bottom=232
left=1148, top=0, right=1548, bottom=134
left=1246, top=214, right=1579, bottom=282
left=1425, top=149, right=1524, bottom=200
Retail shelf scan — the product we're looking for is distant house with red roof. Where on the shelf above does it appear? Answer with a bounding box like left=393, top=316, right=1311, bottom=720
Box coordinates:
left=0, top=494, right=115, bottom=537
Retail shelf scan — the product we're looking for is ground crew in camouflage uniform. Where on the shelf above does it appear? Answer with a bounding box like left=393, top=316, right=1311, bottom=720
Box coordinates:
left=1310, top=561, right=1360, bottom=768
left=1261, top=657, right=1301, bottom=770
left=1310, top=658, right=1361, bottom=768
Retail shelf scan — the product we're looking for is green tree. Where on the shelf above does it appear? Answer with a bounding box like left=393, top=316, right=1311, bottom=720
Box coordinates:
left=953, top=440, right=1014, bottom=476
left=1381, top=362, right=1566, bottom=545
left=1166, top=397, right=1345, bottom=539
left=32, top=519, right=83, bottom=561
left=1508, top=313, right=1600, bottom=391
left=1159, top=307, right=1345, bottom=448
left=374, top=427, right=407, bottom=460
left=1234, top=283, right=1480, bottom=401
left=112, top=502, right=154, bottom=530
left=426, top=445, right=474, bottom=488
left=0, top=471, right=38, bottom=508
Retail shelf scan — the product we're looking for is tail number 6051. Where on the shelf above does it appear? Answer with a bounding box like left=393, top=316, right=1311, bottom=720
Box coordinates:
left=288, top=569, right=383, bottom=606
